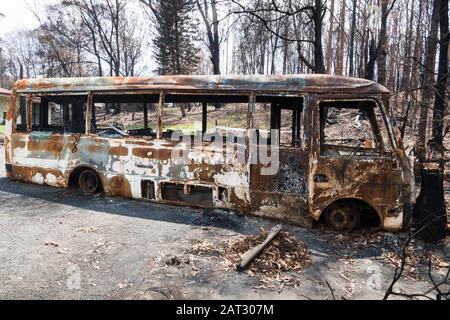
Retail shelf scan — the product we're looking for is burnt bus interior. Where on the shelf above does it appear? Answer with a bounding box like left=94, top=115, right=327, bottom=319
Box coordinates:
left=319, top=100, right=393, bottom=157
left=15, top=92, right=305, bottom=148
left=17, top=95, right=88, bottom=134
left=16, top=92, right=392, bottom=162
left=14, top=91, right=396, bottom=163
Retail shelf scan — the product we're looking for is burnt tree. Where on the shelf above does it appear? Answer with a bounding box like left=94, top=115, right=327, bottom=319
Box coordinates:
left=232, top=0, right=325, bottom=74
left=196, top=0, right=221, bottom=75
left=416, top=0, right=440, bottom=163
left=365, top=0, right=397, bottom=82
left=413, top=0, right=448, bottom=243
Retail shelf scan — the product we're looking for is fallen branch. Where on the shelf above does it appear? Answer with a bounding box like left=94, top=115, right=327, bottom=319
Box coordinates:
left=237, top=225, right=282, bottom=271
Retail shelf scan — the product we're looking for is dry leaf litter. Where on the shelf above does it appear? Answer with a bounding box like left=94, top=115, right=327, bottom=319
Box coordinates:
left=191, top=229, right=312, bottom=288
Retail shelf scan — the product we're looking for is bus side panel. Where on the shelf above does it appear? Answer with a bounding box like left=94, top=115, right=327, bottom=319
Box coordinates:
left=74, top=137, right=252, bottom=212
left=10, top=133, right=75, bottom=187
left=250, top=148, right=312, bottom=228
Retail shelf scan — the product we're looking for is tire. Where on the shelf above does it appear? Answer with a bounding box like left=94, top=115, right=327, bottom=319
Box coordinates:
left=78, top=169, right=100, bottom=194
left=325, top=203, right=361, bottom=231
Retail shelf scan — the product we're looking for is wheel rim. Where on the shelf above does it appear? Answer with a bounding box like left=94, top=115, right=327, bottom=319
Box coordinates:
left=327, top=205, right=359, bottom=231
left=79, top=170, right=98, bottom=194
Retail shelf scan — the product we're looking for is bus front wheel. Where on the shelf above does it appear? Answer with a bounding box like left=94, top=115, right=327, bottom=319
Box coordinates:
left=78, top=169, right=100, bottom=194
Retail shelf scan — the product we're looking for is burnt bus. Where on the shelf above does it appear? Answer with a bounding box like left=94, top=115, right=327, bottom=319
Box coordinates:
left=4, top=75, right=415, bottom=231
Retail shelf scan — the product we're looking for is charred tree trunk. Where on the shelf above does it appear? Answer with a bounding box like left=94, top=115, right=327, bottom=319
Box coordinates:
left=196, top=0, right=221, bottom=75
left=414, top=0, right=448, bottom=243
left=18, top=60, right=24, bottom=80
left=401, top=0, right=415, bottom=91
left=359, top=12, right=370, bottom=78
left=417, top=0, right=440, bottom=163
left=210, top=0, right=220, bottom=75
left=430, top=0, right=448, bottom=152
left=180, top=103, right=187, bottom=118
left=414, top=167, right=447, bottom=242
left=336, top=0, right=346, bottom=75
left=313, top=0, right=325, bottom=74
left=348, top=0, right=357, bottom=77
left=376, top=0, right=389, bottom=86
left=325, top=0, right=335, bottom=74
left=365, top=36, right=376, bottom=80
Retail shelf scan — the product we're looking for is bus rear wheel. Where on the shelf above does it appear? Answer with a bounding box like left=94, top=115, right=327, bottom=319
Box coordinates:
left=78, top=169, right=100, bottom=194
left=326, top=203, right=360, bottom=231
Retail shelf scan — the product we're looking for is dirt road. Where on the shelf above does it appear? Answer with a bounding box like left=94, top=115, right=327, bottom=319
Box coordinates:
left=0, top=146, right=448, bottom=300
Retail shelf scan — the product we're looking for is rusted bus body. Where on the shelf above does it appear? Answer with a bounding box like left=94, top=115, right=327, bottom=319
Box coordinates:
left=4, top=75, right=415, bottom=231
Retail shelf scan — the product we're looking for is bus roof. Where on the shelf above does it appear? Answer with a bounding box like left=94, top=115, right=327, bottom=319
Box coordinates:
left=12, top=74, right=389, bottom=95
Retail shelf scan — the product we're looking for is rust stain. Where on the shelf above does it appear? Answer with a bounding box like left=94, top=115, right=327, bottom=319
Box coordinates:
left=87, top=144, right=106, bottom=154
left=132, top=147, right=155, bottom=159
left=12, top=137, right=26, bottom=149
left=110, top=146, right=129, bottom=157
left=132, top=147, right=172, bottom=160
left=4, top=135, right=11, bottom=167
left=6, top=94, right=16, bottom=122
left=106, top=175, right=132, bottom=198
left=27, top=135, right=64, bottom=157
left=11, top=166, right=66, bottom=187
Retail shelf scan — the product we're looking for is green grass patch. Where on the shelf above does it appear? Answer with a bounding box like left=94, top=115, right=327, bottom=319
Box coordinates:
left=0, top=125, right=5, bottom=134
